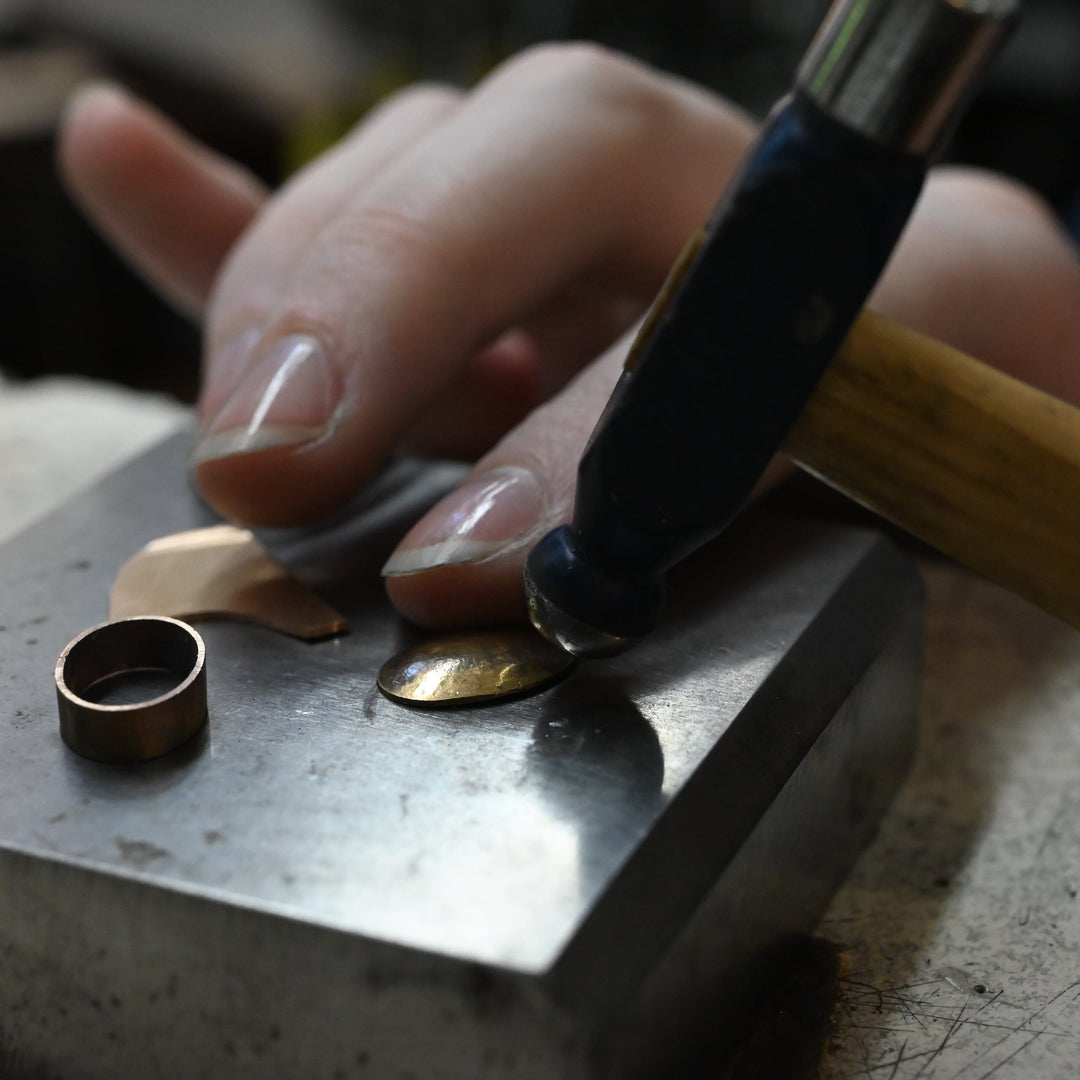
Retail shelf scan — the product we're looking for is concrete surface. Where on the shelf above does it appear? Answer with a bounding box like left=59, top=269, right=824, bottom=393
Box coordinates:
left=820, top=559, right=1080, bottom=1078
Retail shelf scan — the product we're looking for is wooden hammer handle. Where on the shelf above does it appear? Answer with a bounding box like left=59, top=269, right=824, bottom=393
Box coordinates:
left=784, top=309, right=1080, bottom=628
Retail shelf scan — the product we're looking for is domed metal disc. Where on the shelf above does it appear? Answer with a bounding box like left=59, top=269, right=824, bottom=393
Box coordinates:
left=378, top=628, right=576, bottom=708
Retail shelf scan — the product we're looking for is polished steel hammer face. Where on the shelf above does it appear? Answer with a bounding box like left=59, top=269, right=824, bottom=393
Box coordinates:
left=55, top=616, right=207, bottom=763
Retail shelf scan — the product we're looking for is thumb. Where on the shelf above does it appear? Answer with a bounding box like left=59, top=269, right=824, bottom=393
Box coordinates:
left=382, top=331, right=633, bottom=627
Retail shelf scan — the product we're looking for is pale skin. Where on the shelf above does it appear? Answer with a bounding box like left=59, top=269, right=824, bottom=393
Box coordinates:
left=58, top=43, right=1080, bottom=628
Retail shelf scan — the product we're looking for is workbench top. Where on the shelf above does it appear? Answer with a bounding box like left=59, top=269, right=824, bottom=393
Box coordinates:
left=2, top=376, right=1076, bottom=1079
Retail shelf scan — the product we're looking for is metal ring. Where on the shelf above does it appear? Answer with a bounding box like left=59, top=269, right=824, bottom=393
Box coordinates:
left=55, top=616, right=207, bottom=762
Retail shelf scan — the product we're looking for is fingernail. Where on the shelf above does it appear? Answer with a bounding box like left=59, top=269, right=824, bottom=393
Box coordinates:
left=192, top=334, right=341, bottom=463
left=199, top=325, right=262, bottom=421
left=61, top=80, right=130, bottom=125
left=382, top=466, right=548, bottom=576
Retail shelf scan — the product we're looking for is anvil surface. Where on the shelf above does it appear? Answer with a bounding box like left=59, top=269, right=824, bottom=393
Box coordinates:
left=0, top=436, right=921, bottom=1079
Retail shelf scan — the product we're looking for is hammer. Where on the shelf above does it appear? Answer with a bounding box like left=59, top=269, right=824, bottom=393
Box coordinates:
left=524, top=0, right=1041, bottom=657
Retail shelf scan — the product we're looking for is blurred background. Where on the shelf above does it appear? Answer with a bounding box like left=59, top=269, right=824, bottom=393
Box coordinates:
left=0, top=0, right=1077, bottom=403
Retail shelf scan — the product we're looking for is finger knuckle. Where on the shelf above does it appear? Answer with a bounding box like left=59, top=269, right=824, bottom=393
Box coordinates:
left=372, top=81, right=461, bottom=118
left=489, top=41, right=651, bottom=100
left=937, top=166, right=1045, bottom=217
left=333, top=202, right=430, bottom=255
left=321, top=201, right=463, bottom=285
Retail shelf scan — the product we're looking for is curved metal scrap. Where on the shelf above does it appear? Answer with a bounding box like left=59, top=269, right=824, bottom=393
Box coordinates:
left=110, top=525, right=347, bottom=640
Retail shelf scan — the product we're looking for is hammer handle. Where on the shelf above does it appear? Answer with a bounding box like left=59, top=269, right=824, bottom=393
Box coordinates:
left=785, top=310, right=1080, bottom=628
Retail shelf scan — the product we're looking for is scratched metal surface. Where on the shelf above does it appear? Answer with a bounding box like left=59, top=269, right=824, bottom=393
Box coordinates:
left=0, top=430, right=925, bottom=1078
left=0, top=435, right=897, bottom=971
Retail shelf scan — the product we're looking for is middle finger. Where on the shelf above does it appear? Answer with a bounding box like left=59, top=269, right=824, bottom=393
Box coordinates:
left=195, top=46, right=755, bottom=526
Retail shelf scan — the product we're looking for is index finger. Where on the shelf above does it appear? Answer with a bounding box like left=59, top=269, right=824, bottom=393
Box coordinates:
left=193, top=45, right=755, bottom=526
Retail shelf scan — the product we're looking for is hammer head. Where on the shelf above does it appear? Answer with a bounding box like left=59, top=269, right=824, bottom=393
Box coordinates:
left=525, top=0, right=1019, bottom=658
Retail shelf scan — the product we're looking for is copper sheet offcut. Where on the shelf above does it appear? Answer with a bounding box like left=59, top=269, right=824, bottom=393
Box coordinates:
left=110, top=525, right=347, bottom=640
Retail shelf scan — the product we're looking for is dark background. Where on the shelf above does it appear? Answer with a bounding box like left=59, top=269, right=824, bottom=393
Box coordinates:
left=1, top=0, right=1077, bottom=401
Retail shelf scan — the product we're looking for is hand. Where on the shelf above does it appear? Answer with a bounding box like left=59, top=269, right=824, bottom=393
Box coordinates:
left=59, top=45, right=1080, bottom=628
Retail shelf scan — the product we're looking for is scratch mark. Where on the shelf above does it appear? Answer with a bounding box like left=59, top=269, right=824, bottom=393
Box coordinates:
left=849, top=1024, right=921, bottom=1036
left=887, top=1038, right=907, bottom=1080
left=890, top=978, right=951, bottom=993
left=841, top=988, right=875, bottom=1077
left=844, top=980, right=887, bottom=1013
left=859, top=1045, right=948, bottom=1074
left=953, top=979, right=1080, bottom=1077
left=115, top=837, right=170, bottom=868
left=940, top=966, right=975, bottom=994
left=976, top=1029, right=1044, bottom=1080
left=850, top=1014, right=1030, bottom=1036
left=835, top=977, right=1079, bottom=1080
left=833, top=971, right=1079, bottom=1080
left=914, top=992, right=969, bottom=1079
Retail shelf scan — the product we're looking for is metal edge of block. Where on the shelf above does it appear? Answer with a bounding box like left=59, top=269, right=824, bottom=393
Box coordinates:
left=0, top=844, right=586, bottom=1080
left=575, top=536, right=925, bottom=1076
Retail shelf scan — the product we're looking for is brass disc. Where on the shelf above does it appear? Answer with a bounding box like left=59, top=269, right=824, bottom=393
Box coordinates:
left=378, top=628, right=575, bottom=708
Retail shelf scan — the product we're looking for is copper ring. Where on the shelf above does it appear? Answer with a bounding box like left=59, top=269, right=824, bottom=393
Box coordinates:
left=55, top=616, right=207, bottom=762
